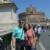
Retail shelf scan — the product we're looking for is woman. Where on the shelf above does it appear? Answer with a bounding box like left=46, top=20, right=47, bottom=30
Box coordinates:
left=25, top=24, right=36, bottom=50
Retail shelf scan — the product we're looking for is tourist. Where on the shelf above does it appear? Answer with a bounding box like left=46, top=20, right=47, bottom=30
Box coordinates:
left=32, top=25, right=38, bottom=42
left=37, top=26, right=42, bottom=41
left=12, top=20, right=25, bottom=50
left=25, top=24, right=36, bottom=50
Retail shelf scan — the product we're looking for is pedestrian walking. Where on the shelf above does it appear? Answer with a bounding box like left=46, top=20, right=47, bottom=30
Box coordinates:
left=33, top=25, right=38, bottom=42
left=12, top=20, right=25, bottom=50
left=37, top=26, right=41, bottom=41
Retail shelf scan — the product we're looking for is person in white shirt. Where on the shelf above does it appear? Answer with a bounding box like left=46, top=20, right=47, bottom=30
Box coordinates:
left=37, top=26, right=42, bottom=41
left=38, top=26, right=41, bottom=34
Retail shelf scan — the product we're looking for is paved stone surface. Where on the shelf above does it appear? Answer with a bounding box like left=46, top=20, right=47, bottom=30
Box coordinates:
left=40, top=30, right=50, bottom=50
left=36, top=30, right=50, bottom=50
left=36, top=42, right=42, bottom=50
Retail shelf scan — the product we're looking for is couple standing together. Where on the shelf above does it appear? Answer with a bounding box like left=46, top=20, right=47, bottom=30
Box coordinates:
left=11, top=21, right=36, bottom=50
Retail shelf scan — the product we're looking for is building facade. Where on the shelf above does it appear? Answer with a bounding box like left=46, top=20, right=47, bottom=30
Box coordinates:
left=0, top=0, right=18, bottom=35
left=19, top=6, right=50, bottom=26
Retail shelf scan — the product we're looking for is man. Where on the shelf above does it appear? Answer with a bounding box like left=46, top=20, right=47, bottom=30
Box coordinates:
left=12, top=20, right=25, bottom=50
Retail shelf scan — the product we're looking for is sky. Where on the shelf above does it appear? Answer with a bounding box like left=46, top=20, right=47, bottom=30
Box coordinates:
left=13, top=0, right=50, bottom=18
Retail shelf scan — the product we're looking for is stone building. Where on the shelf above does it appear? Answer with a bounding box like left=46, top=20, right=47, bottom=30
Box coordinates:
left=0, top=0, right=18, bottom=35
left=0, top=0, right=18, bottom=50
left=19, top=6, right=49, bottom=26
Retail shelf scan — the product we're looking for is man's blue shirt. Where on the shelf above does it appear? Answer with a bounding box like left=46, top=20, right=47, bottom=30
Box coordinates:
left=12, top=26, right=25, bottom=40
